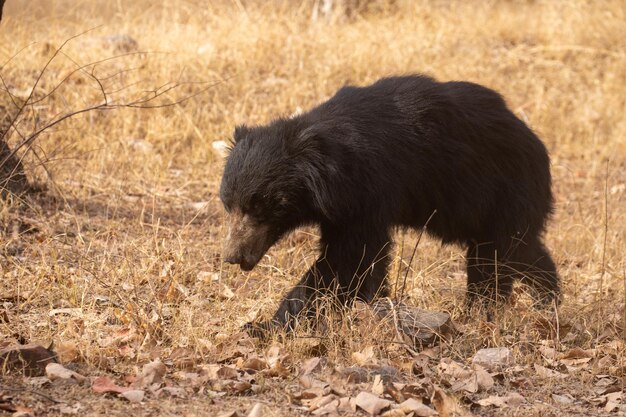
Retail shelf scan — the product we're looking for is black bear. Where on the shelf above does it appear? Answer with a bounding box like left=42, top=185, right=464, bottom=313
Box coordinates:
left=220, top=75, right=559, bottom=331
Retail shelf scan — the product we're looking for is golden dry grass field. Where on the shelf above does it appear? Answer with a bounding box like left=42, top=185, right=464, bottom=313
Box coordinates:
left=0, top=0, right=625, bottom=416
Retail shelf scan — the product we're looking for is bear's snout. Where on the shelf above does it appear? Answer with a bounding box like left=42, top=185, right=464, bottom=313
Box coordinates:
left=223, top=210, right=272, bottom=271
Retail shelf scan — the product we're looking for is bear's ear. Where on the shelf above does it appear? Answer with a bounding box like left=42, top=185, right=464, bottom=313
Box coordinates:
left=233, top=124, right=250, bottom=143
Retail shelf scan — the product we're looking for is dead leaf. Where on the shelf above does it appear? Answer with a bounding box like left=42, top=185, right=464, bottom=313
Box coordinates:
left=217, top=411, right=240, bottom=417
left=451, top=375, right=478, bottom=394
left=133, top=360, right=166, bottom=388
left=560, top=347, right=593, bottom=360
left=353, top=346, right=378, bottom=367
left=12, top=405, right=34, bottom=417
left=534, top=364, right=567, bottom=379
left=440, top=359, right=472, bottom=380
left=230, top=381, right=252, bottom=394
left=241, top=357, right=267, bottom=372
left=120, top=389, right=145, bottom=403
left=398, top=398, right=438, bottom=416
left=476, top=392, right=525, bottom=408
left=605, top=392, right=623, bottom=413
left=337, top=397, right=355, bottom=413
left=431, top=387, right=471, bottom=417
left=551, top=393, right=574, bottom=405
left=371, top=374, right=385, bottom=396
left=354, top=391, right=392, bottom=416
left=380, top=409, right=405, bottom=417
left=538, top=345, right=558, bottom=361
left=45, top=363, right=86, bottom=383
left=299, top=357, right=323, bottom=376
left=220, top=285, right=235, bottom=300
left=265, top=345, right=291, bottom=369
left=92, top=376, right=129, bottom=394
left=217, top=366, right=239, bottom=380
left=307, top=394, right=337, bottom=411
left=169, top=347, right=196, bottom=369
left=247, top=402, right=267, bottom=417
left=473, top=365, right=494, bottom=392
left=471, top=348, right=513, bottom=371
left=312, top=397, right=339, bottom=416
left=54, top=341, right=80, bottom=363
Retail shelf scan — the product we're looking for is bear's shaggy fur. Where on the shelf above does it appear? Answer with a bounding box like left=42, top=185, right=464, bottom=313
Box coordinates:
left=220, top=75, right=559, bottom=330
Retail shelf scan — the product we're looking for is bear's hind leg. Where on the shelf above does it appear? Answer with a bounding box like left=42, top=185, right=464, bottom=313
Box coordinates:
left=512, top=238, right=560, bottom=307
left=465, top=241, right=515, bottom=310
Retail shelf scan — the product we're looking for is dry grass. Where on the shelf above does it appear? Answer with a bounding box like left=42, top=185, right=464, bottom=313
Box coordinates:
left=0, top=0, right=625, bottom=415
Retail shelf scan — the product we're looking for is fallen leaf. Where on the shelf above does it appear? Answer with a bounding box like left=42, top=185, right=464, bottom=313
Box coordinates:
left=431, top=387, right=470, bottom=417
left=380, top=409, right=405, bottom=417
left=337, top=397, right=355, bottom=413
left=92, top=376, right=130, bottom=394
left=476, top=392, right=525, bottom=408
left=230, top=381, right=252, bottom=394
left=473, top=365, right=494, bottom=392
left=354, top=391, right=392, bottom=416
left=312, top=397, right=339, bottom=416
left=440, top=359, right=472, bottom=380
left=307, top=394, right=337, bottom=411
left=12, top=405, right=34, bottom=417
left=45, top=363, right=86, bottom=383
left=247, top=402, right=267, bottom=417
left=398, top=398, right=438, bottom=416
left=54, top=341, right=80, bottom=363
left=134, top=360, right=166, bottom=387
left=551, top=393, right=574, bottom=405
left=534, top=364, right=567, bottom=379
left=560, top=347, right=593, bottom=360
left=120, top=389, right=144, bottom=403
left=605, top=392, right=623, bottom=413
left=220, top=285, right=235, bottom=300
left=471, top=348, right=513, bottom=371
left=169, top=347, right=196, bottom=369
left=299, top=357, right=322, bottom=376
left=353, top=346, right=378, bottom=367
left=241, top=357, right=267, bottom=372
left=57, top=404, right=82, bottom=415
left=217, top=411, right=240, bottom=417
left=265, top=345, right=290, bottom=368
left=217, top=366, right=239, bottom=380
left=371, top=374, right=385, bottom=396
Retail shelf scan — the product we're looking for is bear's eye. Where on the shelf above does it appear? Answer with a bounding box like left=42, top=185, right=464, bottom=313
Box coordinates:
left=243, top=195, right=262, bottom=216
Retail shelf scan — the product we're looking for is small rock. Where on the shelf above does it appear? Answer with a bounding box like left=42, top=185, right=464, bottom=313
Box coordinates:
left=45, top=363, right=86, bottom=383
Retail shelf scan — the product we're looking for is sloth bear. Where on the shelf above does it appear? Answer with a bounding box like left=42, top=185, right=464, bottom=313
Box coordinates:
left=220, top=75, right=559, bottom=331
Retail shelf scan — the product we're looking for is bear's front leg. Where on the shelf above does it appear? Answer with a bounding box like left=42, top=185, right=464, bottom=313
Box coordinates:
left=244, top=262, right=333, bottom=337
left=248, top=226, right=392, bottom=335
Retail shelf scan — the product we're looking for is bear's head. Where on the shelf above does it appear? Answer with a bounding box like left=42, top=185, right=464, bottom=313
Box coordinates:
left=219, top=120, right=336, bottom=271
